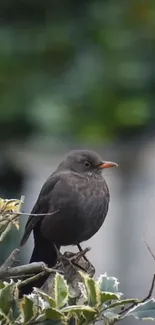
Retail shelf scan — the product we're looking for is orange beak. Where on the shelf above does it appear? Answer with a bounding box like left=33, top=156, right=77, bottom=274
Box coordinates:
left=99, top=161, right=118, bottom=169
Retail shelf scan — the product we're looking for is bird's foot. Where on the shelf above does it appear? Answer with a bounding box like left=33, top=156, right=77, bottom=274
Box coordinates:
left=69, top=247, right=91, bottom=263
left=62, top=247, right=91, bottom=272
left=55, top=247, right=91, bottom=273
left=53, top=242, right=91, bottom=274
left=56, top=252, right=74, bottom=271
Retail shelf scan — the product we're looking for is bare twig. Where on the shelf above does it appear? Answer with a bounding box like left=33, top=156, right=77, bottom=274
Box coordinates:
left=141, top=273, right=155, bottom=303
left=0, top=262, right=57, bottom=280
left=143, top=238, right=155, bottom=261
left=120, top=238, right=155, bottom=317
left=8, top=210, right=59, bottom=218
left=18, top=271, right=46, bottom=288
left=1, top=249, right=20, bottom=268
left=119, top=273, right=155, bottom=316
left=0, top=223, right=12, bottom=243
left=4, top=274, right=35, bottom=279
left=18, top=195, right=25, bottom=213
left=0, top=210, right=59, bottom=226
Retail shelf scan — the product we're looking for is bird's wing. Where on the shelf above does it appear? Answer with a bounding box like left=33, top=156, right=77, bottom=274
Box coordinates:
left=20, top=174, right=60, bottom=246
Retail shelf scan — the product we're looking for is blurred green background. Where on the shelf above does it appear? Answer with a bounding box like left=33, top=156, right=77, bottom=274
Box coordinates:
left=0, top=2, right=155, bottom=324
left=0, top=0, right=155, bottom=144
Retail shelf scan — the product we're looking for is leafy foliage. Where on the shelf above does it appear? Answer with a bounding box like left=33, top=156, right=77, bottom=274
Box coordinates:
left=0, top=272, right=154, bottom=324
left=0, top=196, right=155, bottom=324
left=0, top=197, right=24, bottom=245
left=127, top=299, right=155, bottom=320
left=54, top=273, right=69, bottom=309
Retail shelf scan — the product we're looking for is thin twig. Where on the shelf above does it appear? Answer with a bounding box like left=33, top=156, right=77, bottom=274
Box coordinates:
left=119, top=273, right=155, bottom=316
left=4, top=274, right=35, bottom=279
left=120, top=238, right=155, bottom=317
left=143, top=238, right=155, bottom=261
left=18, top=271, right=46, bottom=288
left=0, top=223, right=12, bottom=243
left=9, top=210, right=59, bottom=218
left=141, top=274, right=155, bottom=303
left=1, top=249, right=20, bottom=268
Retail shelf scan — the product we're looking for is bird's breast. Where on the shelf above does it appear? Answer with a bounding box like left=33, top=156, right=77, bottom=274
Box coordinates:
left=71, top=177, right=110, bottom=241
left=41, top=174, right=110, bottom=246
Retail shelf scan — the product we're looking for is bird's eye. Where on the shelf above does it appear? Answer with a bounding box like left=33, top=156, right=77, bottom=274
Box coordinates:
left=84, top=161, right=90, bottom=168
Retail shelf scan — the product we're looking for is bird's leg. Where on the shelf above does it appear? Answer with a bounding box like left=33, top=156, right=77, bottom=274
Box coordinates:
left=77, top=243, right=83, bottom=252
left=54, top=244, right=74, bottom=270
left=53, top=244, right=66, bottom=271
left=77, top=243, right=89, bottom=262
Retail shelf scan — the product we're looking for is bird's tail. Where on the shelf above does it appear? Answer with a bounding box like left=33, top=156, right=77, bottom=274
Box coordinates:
left=19, top=240, right=60, bottom=297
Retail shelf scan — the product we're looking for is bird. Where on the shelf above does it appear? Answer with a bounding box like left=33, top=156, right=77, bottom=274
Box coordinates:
left=20, top=150, right=117, bottom=294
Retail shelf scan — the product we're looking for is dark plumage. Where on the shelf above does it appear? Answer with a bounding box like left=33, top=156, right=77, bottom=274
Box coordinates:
left=20, top=150, right=117, bottom=293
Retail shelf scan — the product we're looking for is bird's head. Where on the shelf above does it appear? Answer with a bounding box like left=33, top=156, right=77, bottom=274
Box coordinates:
left=58, top=150, right=118, bottom=175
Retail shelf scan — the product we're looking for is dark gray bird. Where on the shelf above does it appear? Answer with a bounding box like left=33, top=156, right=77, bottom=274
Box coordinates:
left=20, top=150, right=117, bottom=293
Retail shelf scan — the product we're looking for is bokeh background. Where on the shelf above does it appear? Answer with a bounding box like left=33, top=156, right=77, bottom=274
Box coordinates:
left=0, top=1, right=155, bottom=324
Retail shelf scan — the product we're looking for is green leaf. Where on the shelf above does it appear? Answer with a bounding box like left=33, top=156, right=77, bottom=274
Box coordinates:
left=0, top=283, right=20, bottom=323
left=10, top=285, right=20, bottom=321
left=79, top=272, right=101, bottom=307
left=103, top=298, right=138, bottom=312
left=38, top=321, right=65, bottom=325
left=28, top=292, right=47, bottom=311
left=62, top=305, right=97, bottom=322
left=78, top=282, right=87, bottom=300
left=0, top=282, right=14, bottom=317
left=103, top=310, right=120, bottom=324
left=97, top=273, right=119, bottom=293
left=20, top=296, right=34, bottom=323
left=45, top=307, right=65, bottom=321
left=0, top=281, right=5, bottom=290
left=0, top=309, right=10, bottom=324
left=34, top=288, right=56, bottom=308
left=100, top=292, right=120, bottom=304
left=127, top=299, right=155, bottom=320
left=55, top=273, right=69, bottom=308
left=36, top=313, right=65, bottom=325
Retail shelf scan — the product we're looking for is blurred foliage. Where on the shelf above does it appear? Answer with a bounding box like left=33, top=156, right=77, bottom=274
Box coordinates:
left=0, top=0, right=155, bottom=143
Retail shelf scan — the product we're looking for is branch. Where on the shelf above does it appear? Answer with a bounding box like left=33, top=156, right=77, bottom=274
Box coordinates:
left=144, top=238, right=155, bottom=261
left=41, top=247, right=95, bottom=299
left=1, top=249, right=20, bottom=268
left=0, top=261, right=58, bottom=280
left=119, top=238, right=155, bottom=317
left=119, top=273, right=155, bottom=317
left=0, top=223, right=12, bottom=243
left=1, top=210, right=59, bottom=221
left=18, top=271, right=47, bottom=288
left=141, top=273, right=155, bottom=303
